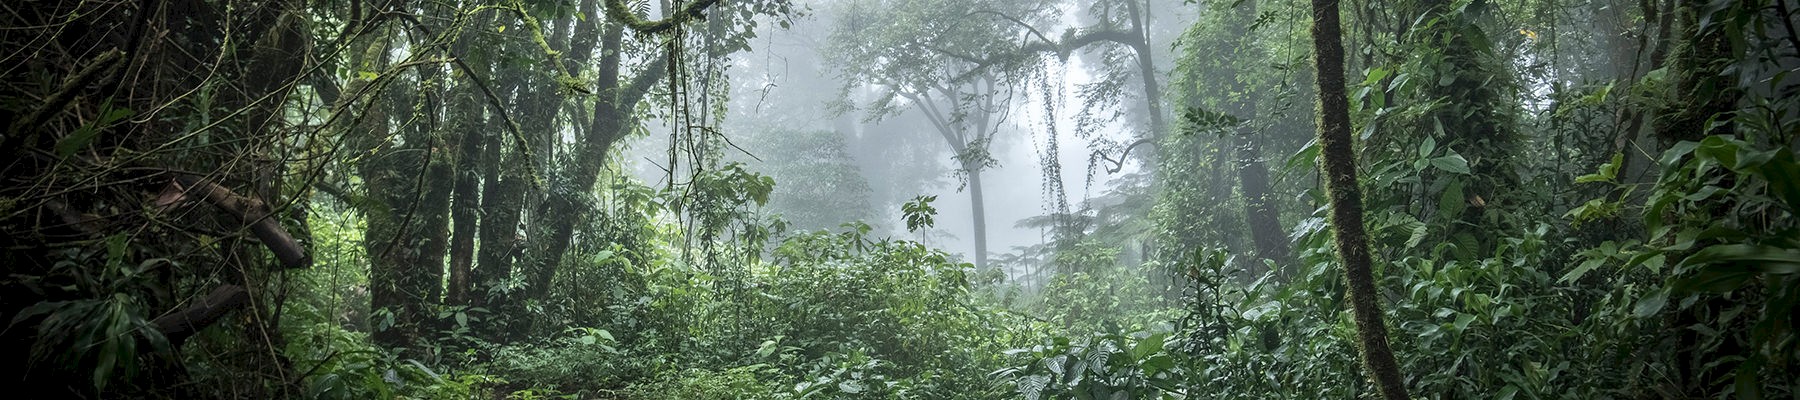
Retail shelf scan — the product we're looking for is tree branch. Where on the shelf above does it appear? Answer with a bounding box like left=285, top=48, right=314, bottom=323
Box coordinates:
left=5, top=49, right=124, bottom=150
left=603, top=0, right=722, bottom=34
left=151, top=285, right=251, bottom=348
left=1095, top=137, right=1156, bottom=173
left=159, top=176, right=311, bottom=269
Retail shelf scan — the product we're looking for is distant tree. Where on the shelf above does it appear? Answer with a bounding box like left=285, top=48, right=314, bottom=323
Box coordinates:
left=745, top=128, right=878, bottom=232
left=824, top=0, right=1057, bottom=271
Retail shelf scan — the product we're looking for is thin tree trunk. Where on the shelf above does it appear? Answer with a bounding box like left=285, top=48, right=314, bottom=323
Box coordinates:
left=1123, top=0, right=1166, bottom=139
left=968, top=164, right=990, bottom=270
left=1306, top=0, right=1410, bottom=398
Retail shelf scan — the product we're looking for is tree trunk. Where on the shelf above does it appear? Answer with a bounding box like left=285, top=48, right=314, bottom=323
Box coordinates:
left=1224, top=0, right=1291, bottom=272
left=152, top=285, right=251, bottom=348
left=447, top=74, right=484, bottom=307
left=361, top=26, right=455, bottom=348
left=1306, top=0, right=1410, bottom=398
left=968, top=164, right=990, bottom=270
left=1409, top=0, right=1518, bottom=245
left=1235, top=127, right=1290, bottom=268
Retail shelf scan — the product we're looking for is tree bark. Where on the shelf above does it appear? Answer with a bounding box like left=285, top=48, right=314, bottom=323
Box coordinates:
left=159, top=176, right=312, bottom=269
left=1306, top=0, right=1410, bottom=398
left=1235, top=127, right=1290, bottom=268
left=359, top=27, right=455, bottom=347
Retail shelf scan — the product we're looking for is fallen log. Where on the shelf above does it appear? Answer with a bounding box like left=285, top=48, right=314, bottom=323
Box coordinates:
left=157, top=176, right=310, bottom=269
left=151, top=285, right=250, bottom=347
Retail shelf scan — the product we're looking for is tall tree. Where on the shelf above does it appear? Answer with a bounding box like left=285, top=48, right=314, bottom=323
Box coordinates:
left=825, top=0, right=1054, bottom=270
left=1305, top=0, right=1410, bottom=397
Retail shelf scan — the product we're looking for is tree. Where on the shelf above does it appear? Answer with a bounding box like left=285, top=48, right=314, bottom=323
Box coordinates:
left=825, top=0, right=1055, bottom=271
left=1305, top=0, right=1411, bottom=397
left=1398, top=0, right=1522, bottom=245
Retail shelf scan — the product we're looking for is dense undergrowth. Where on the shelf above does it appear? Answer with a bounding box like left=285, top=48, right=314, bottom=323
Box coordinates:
left=6, top=0, right=1799, bottom=397
left=268, top=127, right=1799, bottom=398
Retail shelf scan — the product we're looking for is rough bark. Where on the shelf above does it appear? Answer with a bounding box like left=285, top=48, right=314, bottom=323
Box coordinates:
left=515, top=15, right=670, bottom=335
left=360, top=28, right=456, bottom=347
left=1235, top=129, right=1290, bottom=267
left=1306, top=0, right=1411, bottom=398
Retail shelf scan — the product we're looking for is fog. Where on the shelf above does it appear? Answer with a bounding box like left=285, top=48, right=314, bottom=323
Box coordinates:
left=614, top=0, right=1203, bottom=284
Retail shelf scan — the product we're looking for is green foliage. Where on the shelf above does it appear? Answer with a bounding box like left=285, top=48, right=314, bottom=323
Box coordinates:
left=286, top=321, right=498, bottom=400
left=624, top=365, right=779, bottom=399
left=9, top=234, right=169, bottom=393
left=995, top=329, right=1185, bottom=400
left=901, top=195, right=937, bottom=233
left=744, top=128, right=879, bottom=233
left=484, top=327, right=630, bottom=394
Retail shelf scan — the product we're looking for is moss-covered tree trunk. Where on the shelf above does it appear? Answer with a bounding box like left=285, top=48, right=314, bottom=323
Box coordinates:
left=361, top=17, right=455, bottom=347
left=446, top=46, right=486, bottom=307
left=514, top=12, right=670, bottom=335
left=1223, top=0, right=1293, bottom=272
left=1306, top=0, right=1411, bottom=397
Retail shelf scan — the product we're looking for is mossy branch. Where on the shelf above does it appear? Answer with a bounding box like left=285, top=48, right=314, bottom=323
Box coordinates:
left=603, top=0, right=722, bottom=34
left=5, top=48, right=124, bottom=146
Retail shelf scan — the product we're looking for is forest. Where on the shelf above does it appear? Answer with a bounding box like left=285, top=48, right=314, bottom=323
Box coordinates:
left=1, top=0, right=1797, bottom=397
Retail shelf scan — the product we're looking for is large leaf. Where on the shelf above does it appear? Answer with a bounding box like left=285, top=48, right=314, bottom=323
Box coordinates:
left=1429, top=154, right=1472, bottom=175
left=1438, top=180, right=1468, bottom=219
left=1678, top=244, right=1800, bottom=274
left=1633, top=288, right=1670, bottom=317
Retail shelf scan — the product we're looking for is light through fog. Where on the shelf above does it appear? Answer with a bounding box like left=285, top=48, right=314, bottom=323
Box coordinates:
left=625, top=0, right=1186, bottom=282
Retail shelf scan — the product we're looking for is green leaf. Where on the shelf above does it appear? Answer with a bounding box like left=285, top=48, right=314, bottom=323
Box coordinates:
left=838, top=380, right=865, bottom=393
left=1132, top=332, right=1167, bottom=359
left=1658, top=140, right=1702, bottom=173
left=1558, top=257, right=1605, bottom=283
left=57, top=123, right=103, bottom=158
left=1683, top=244, right=1800, bottom=268
left=1286, top=139, right=1321, bottom=171
left=1453, top=313, right=1476, bottom=331
left=1429, top=154, right=1472, bottom=175
left=1576, top=153, right=1624, bottom=183
left=1496, top=384, right=1520, bottom=400
left=1418, top=136, right=1438, bottom=158
left=1405, top=222, right=1429, bottom=249
left=1633, top=288, right=1669, bottom=318
left=1438, top=180, right=1467, bottom=219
